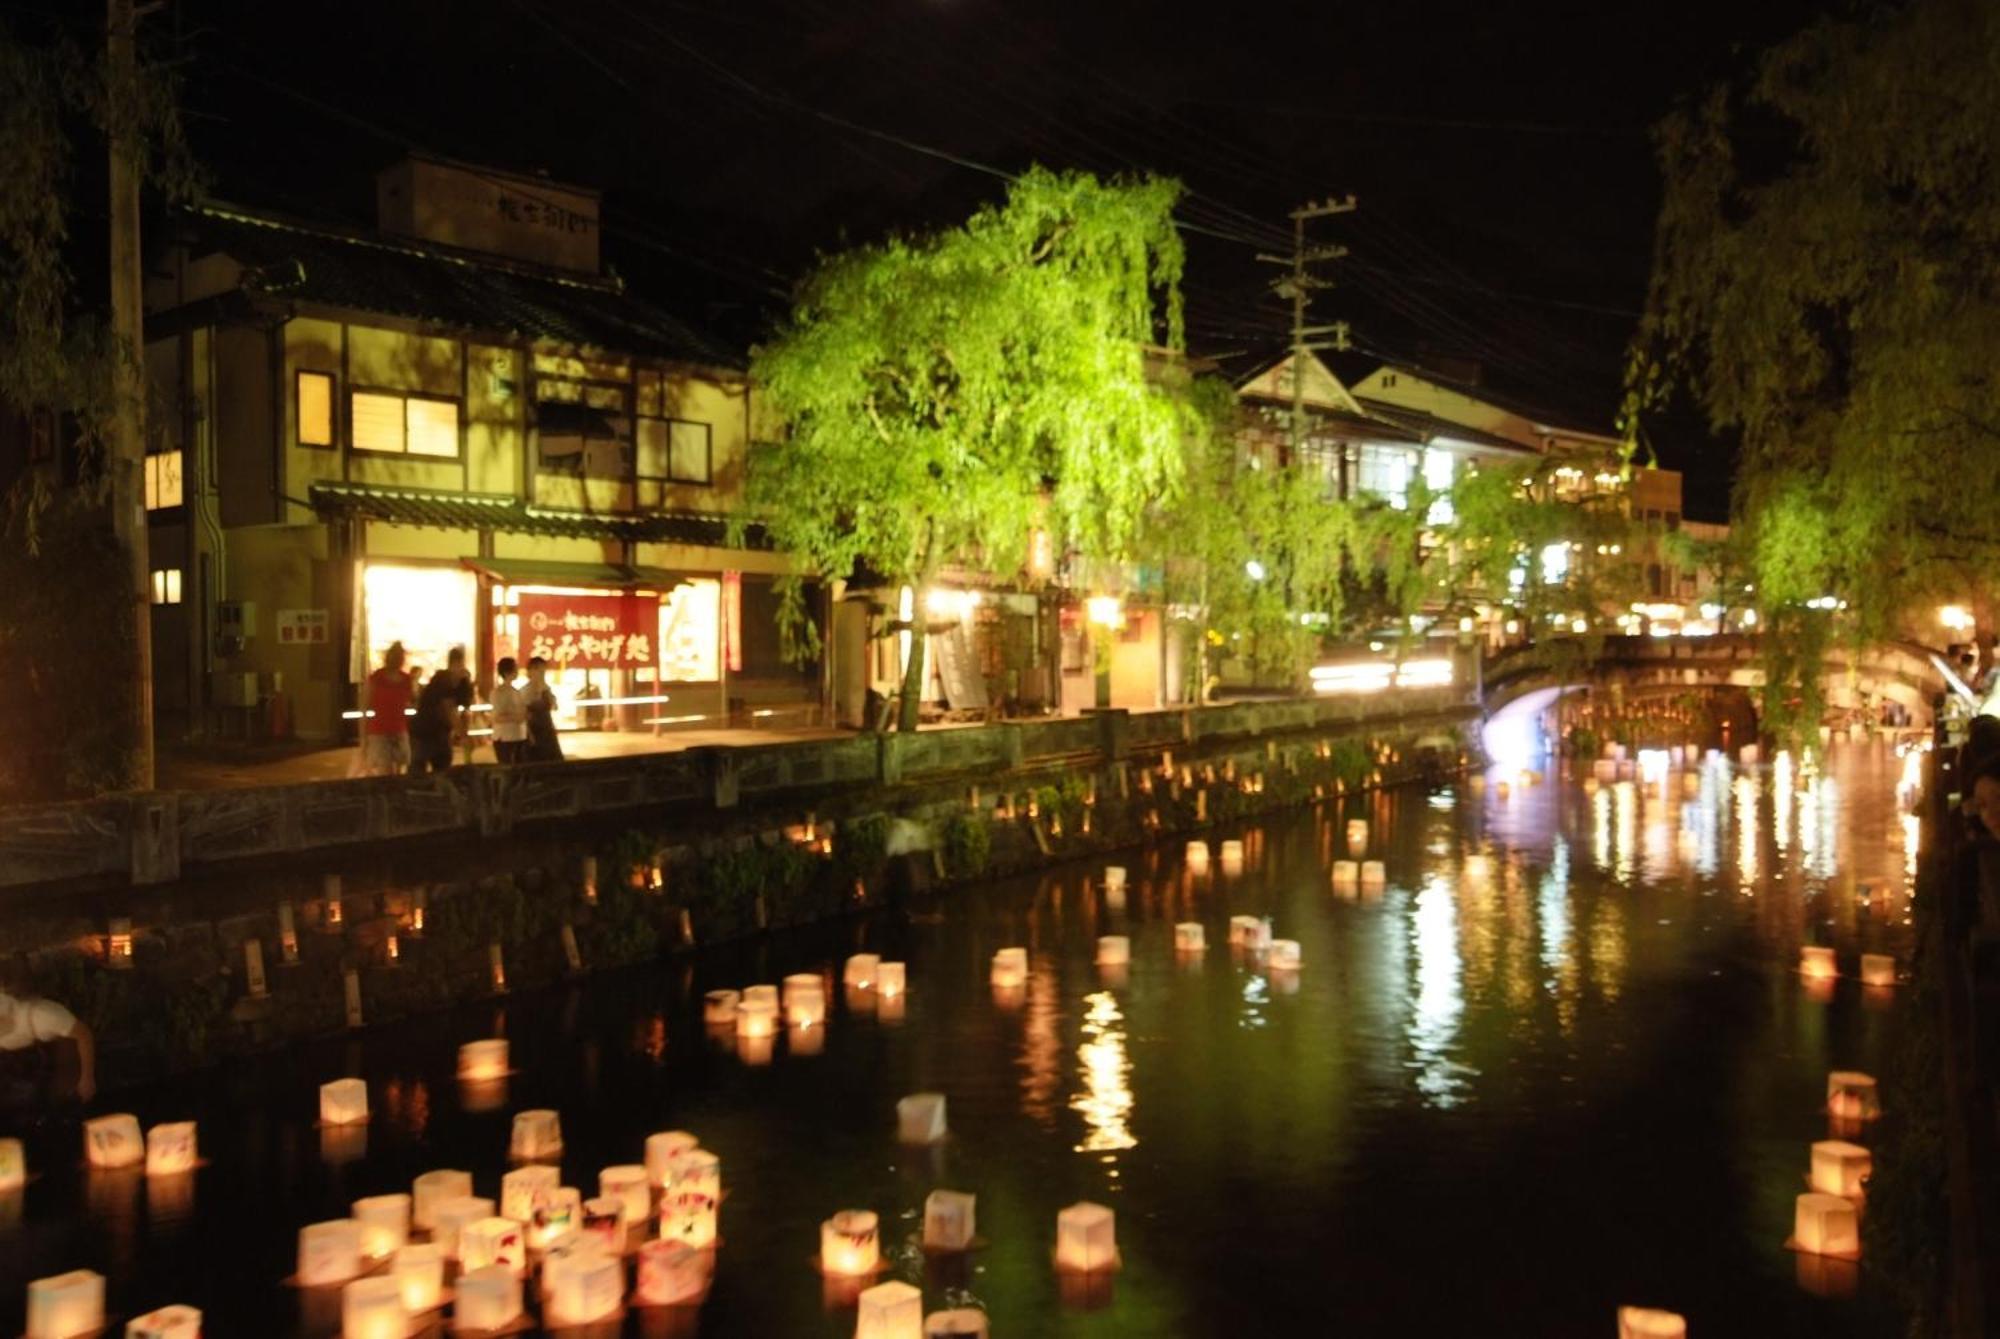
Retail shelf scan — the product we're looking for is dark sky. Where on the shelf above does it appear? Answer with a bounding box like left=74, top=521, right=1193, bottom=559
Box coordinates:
left=152, top=0, right=1836, bottom=520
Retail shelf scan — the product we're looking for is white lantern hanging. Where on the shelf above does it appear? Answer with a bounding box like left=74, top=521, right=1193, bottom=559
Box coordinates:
left=297, top=1218, right=366, bottom=1286
left=1360, top=860, right=1386, bottom=887
left=390, top=1242, right=445, bottom=1314
left=923, top=1190, right=976, bottom=1252
left=500, top=1164, right=560, bottom=1223
left=0, top=1137, right=22, bottom=1193
left=1617, top=1306, right=1687, bottom=1338
left=83, top=1113, right=143, bottom=1169
left=897, top=1093, right=948, bottom=1145
left=923, top=1309, right=990, bottom=1337
left=144, top=1121, right=197, bottom=1177
left=25, top=1270, right=104, bottom=1339
left=1054, top=1201, right=1118, bottom=1273
left=457, top=1038, right=509, bottom=1082
left=736, top=997, right=778, bottom=1039
left=645, top=1131, right=699, bottom=1188
left=1799, top=945, right=1836, bottom=980
left=844, top=954, right=881, bottom=989
left=877, top=962, right=907, bottom=997
left=821, top=1209, right=881, bottom=1275
left=1219, top=839, right=1245, bottom=876
left=453, top=1264, right=523, bottom=1332
left=1096, top=936, right=1130, bottom=966
left=1268, top=939, right=1302, bottom=971
left=990, top=947, right=1028, bottom=988
left=351, top=1193, right=411, bottom=1259
left=1790, top=1191, right=1860, bottom=1257
left=855, top=1281, right=923, bottom=1339
left=339, top=1276, right=404, bottom=1339
left=319, top=1077, right=369, bottom=1126
left=659, top=1188, right=719, bottom=1250
left=1185, top=841, right=1210, bottom=872
left=601, top=1164, right=652, bottom=1227
left=1826, top=1071, right=1880, bottom=1121
left=742, top=984, right=779, bottom=1011
left=510, top=1108, right=563, bottom=1162
left=635, top=1238, right=712, bottom=1307
left=1860, top=953, right=1896, bottom=988
left=1174, top=923, right=1206, bottom=953
left=545, top=1246, right=624, bottom=1326
left=1345, top=819, right=1369, bottom=855
left=1810, top=1140, right=1873, bottom=1198
left=124, top=1303, right=202, bottom=1338
left=703, top=989, right=741, bottom=1026
left=410, top=1169, right=472, bottom=1230
left=429, top=1195, right=495, bottom=1261
left=460, top=1216, right=527, bottom=1276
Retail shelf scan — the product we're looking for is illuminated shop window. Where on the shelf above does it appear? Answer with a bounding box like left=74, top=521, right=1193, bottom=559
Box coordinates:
left=149, top=567, right=182, bottom=605
left=298, top=371, right=335, bottom=447
left=350, top=391, right=460, bottom=458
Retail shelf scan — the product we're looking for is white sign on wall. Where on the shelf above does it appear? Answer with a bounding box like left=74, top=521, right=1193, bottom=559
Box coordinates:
left=277, top=609, right=330, bottom=646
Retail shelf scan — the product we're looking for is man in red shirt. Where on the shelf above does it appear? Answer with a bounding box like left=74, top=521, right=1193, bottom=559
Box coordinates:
left=357, top=641, right=415, bottom=776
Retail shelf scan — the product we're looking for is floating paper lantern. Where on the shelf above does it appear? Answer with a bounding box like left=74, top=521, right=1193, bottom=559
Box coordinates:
left=84, top=1113, right=143, bottom=1169
left=1800, top=946, right=1836, bottom=980
left=1185, top=841, right=1210, bottom=872
left=743, top=984, right=779, bottom=1011
left=1361, top=860, right=1386, bottom=887
left=1055, top=1201, right=1118, bottom=1272
left=1096, top=936, right=1130, bottom=966
left=1345, top=819, right=1369, bottom=855
left=924, top=1309, right=990, bottom=1337
left=1827, top=1071, right=1880, bottom=1121
left=990, top=948, right=1028, bottom=988
left=856, top=1281, right=923, bottom=1339
left=738, top=1032, right=776, bottom=1066
left=458, top=1038, right=509, bottom=1082
left=124, top=1303, right=202, bottom=1338
left=736, top=997, right=778, bottom=1039
left=1331, top=860, right=1358, bottom=889
left=786, top=985, right=828, bottom=1030
left=1174, top=923, right=1206, bottom=952
left=923, top=1190, right=976, bottom=1252
left=821, top=1209, right=881, bottom=1275
left=1268, top=939, right=1301, bottom=971
left=392, top=1243, right=444, bottom=1313
left=787, top=971, right=828, bottom=1011
left=704, top=989, right=741, bottom=1026
left=298, top=1218, right=366, bottom=1286
left=645, top=1132, right=699, bottom=1188
left=1791, top=1191, right=1860, bottom=1257
left=410, top=1169, right=472, bottom=1230
left=1228, top=915, right=1262, bottom=945
left=581, top=1196, right=626, bottom=1253
left=0, top=1137, right=22, bottom=1192
left=1860, top=954, right=1896, bottom=988
left=1617, top=1306, right=1687, bottom=1338
left=352, top=1193, right=411, bottom=1259
left=320, top=1078, right=368, bottom=1126
left=1104, top=866, right=1127, bottom=890
left=144, top=1121, right=196, bottom=1177
left=430, top=1195, right=495, bottom=1261
left=1219, top=840, right=1245, bottom=876
left=635, top=1238, right=711, bottom=1307
left=500, top=1164, right=560, bottom=1223
left=510, top=1108, right=563, bottom=1162
left=340, top=1276, right=404, bottom=1339
left=877, top=962, right=907, bottom=997
left=546, top=1246, right=624, bottom=1325
left=529, top=1187, right=583, bottom=1250
left=1810, top=1140, right=1872, bottom=1198
left=844, top=955, right=881, bottom=989
left=671, top=1149, right=721, bottom=1202
left=898, top=1093, right=948, bottom=1145
left=454, top=1264, right=523, bottom=1332
left=460, top=1216, right=527, bottom=1276
left=25, top=1270, right=104, bottom=1339
left=659, top=1188, right=719, bottom=1250
left=601, top=1164, right=652, bottom=1227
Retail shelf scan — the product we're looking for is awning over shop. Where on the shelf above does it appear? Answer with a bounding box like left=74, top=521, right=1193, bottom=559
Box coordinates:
left=309, top=482, right=764, bottom=548
left=460, top=556, right=685, bottom=591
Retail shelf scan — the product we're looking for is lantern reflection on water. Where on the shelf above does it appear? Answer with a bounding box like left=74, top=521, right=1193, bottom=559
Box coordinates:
left=454, top=1264, right=523, bottom=1331
left=1810, top=1140, right=1872, bottom=1198
left=855, top=1281, right=923, bottom=1339
left=821, top=1209, right=881, bottom=1275
left=297, top=1219, right=365, bottom=1286
left=339, top=1276, right=404, bottom=1339
left=1616, top=1306, right=1687, bottom=1338
left=410, top=1169, right=472, bottom=1230
left=1790, top=1192, right=1861, bottom=1258
left=1054, top=1201, right=1118, bottom=1273
left=923, top=1309, right=990, bottom=1337
left=125, top=1303, right=202, bottom=1337
left=351, top=1193, right=410, bottom=1259
left=391, top=1242, right=444, bottom=1313
left=923, top=1190, right=976, bottom=1252
left=24, top=1270, right=104, bottom=1339
left=319, top=1077, right=368, bottom=1126
left=897, top=1093, right=948, bottom=1145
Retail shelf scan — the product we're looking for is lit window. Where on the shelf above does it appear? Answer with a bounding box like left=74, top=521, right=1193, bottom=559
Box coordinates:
left=1356, top=445, right=1412, bottom=509
left=150, top=568, right=182, bottom=605
left=1540, top=542, right=1570, bottom=584
left=406, top=398, right=459, bottom=457
left=1422, top=448, right=1455, bottom=525
left=668, top=420, right=711, bottom=484
left=298, top=371, right=334, bottom=447
left=350, top=391, right=460, bottom=458
left=351, top=392, right=405, bottom=453
left=144, top=451, right=183, bottom=510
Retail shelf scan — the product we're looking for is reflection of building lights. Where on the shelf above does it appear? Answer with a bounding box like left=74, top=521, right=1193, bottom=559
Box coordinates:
left=1071, top=992, right=1137, bottom=1154
left=1085, top=595, right=1123, bottom=628
left=107, top=919, right=133, bottom=969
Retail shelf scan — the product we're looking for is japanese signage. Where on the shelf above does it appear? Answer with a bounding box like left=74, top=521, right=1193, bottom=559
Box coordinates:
left=519, top=592, right=654, bottom=668
left=277, top=609, right=330, bottom=645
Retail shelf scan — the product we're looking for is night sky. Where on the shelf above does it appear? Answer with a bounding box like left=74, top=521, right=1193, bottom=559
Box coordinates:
left=149, top=0, right=1839, bottom=519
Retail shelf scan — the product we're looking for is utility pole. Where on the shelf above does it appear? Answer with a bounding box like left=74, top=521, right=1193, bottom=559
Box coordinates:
left=1257, top=196, right=1357, bottom=464
left=108, top=0, right=155, bottom=788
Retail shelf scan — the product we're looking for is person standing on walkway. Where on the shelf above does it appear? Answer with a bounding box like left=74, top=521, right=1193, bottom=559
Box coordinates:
left=525, top=655, right=564, bottom=763
left=490, top=656, right=527, bottom=764
left=356, top=641, right=414, bottom=776
left=409, top=646, right=472, bottom=776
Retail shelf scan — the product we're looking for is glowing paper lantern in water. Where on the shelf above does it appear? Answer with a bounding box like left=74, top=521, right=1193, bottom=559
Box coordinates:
left=25, top=1270, right=104, bottom=1339
left=460, top=1216, right=526, bottom=1276
left=821, top=1209, right=881, bottom=1275
left=1345, top=819, right=1369, bottom=855
left=1617, top=1307, right=1687, bottom=1338
left=897, top=1093, right=948, bottom=1145
left=659, top=1188, right=719, bottom=1250
left=645, top=1131, right=699, bottom=1188
left=1103, top=866, right=1127, bottom=890
left=1219, top=839, right=1245, bottom=876
left=1799, top=946, right=1836, bottom=980
left=877, top=962, right=907, bottom=997
left=1175, top=923, right=1206, bottom=953
left=1361, top=860, right=1386, bottom=887
left=736, top=997, right=778, bottom=1039
left=410, top=1169, right=472, bottom=1230
left=1268, top=939, right=1302, bottom=971
left=1055, top=1201, right=1119, bottom=1272
left=510, top=1108, right=563, bottom=1162
left=601, top=1164, right=652, bottom=1227
left=1861, top=954, right=1896, bottom=988
left=1185, top=841, right=1210, bottom=872
left=457, top=1038, right=509, bottom=1082
left=84, top=1113, right=143, bottom=1169
left=297, top=1218, right=366, bottom=1286
left=990, top=948, right=1028, bottom=988
left=1810, top=1140, right=1872, bottom=1198
left=430, top=1196, right=494, bottom=1261
left=743, top=984, right=779, bottom=1011
left=844, top=954, right=880, bottom=989
left=787, top=985, right=828, bottom=1030
left=339, top=1276, right=404, bottom=1339
left=855, top=1281, right=923, bottom=1339
left=1790, top=1192, right=1860, bottom=1257
left=1096, top=935, right=1130, bottom=966
left=391, top=1242, right=445, bottom=1313
left=581, top=1196, right=626, bottom=1253
left=672, top=1149, right=722, bottom=1203
left=320, top=1078, right=368, bottom=1126
left=145, top=1121, right=196, bottom=1176
left=351, top=1193, right=411, bottom=1259
left=1827, top=1071, right=1880, bottom=1121
left=786, top=971, right=827, bottom=1011
left=923, top=1190, right=976, bottom=1252
left=501, top=1164, right=560, bottom=1223
left=1331, top=860, right=1359, bottom=890
left=453, top=1264, right=522, bottom=1332
left=124, top=1304, right=202, bottom=1338
left=1228, top=915, right=1262, bottom=945
left=704, top=989, right=741, bottom=1026
left=530, top=1187, right=582, bottom=1250
left=635, top=1238, right=711, bottom=1307
left=545, top=1246, right=624, bottom=1325
left=0, top=1137, right=22, bottom=1193
left=924, top=1310, right=990, bottom=1337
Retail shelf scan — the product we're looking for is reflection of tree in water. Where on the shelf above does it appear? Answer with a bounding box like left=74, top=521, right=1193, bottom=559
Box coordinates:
left=1017, top=966, right=1061, bottom=1130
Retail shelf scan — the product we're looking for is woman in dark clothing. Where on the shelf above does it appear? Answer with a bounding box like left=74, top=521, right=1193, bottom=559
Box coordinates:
left=524, top=655, right=564, bottom=763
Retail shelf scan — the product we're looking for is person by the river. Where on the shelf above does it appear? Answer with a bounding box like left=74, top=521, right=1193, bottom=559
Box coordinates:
left=354, top=641, right=414, bottom=776
left=490, top=656, right=527, bottom=764
left=524, top=656, right=563, bottom=763
left=409, top=646, right=473, bottom=776
left=0, top=960, right=94, bottom=1114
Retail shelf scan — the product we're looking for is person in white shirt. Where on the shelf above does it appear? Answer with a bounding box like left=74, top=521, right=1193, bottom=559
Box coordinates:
left=490, top=656, right=528, bottom=764
left=0, top=968, right=93, bottom=1108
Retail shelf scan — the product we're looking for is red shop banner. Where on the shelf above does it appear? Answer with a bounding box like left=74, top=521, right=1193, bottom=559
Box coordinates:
left=519, top=591, right=656, bottom=668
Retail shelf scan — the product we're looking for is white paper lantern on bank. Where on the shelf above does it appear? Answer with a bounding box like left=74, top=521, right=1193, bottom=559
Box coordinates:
left=83, top=1113, right=143, bottom=1169
left=410, top=1169, right=472, bottom=1230
left=855, top=1280, right=923, bottom=1339
left=877, top=962, right=907, bottom=997
left=454, top=1264, right=523, bottom=1332
left=1826, top=1071, right=1880, bottom=1121
left=430, top=1196, right=495, bottom=1261
left=897, top=1093, right=948, bottom=1145
left=457, top=1038, right=508, bottom=1081
left=1054, top=1201, right=1118, bottom=1273
left=821, top=1209, right=881, bottom=1275
left=645, top=1131, right=699, bottom=1188
left=1174, top=923, right=1206, bottom=952
left=339, top=1275, right=404, bottom=1339
left=1810, top=1140, right=1872, bottom=1198
left=1791, top=1192, right=1860, bottom=1257
left=990, top=947, right=1028, bottom=988
left=844, top=954, right=881, bottom=989
left=1096, top=935, right=1130, bottom=966
left=319, top=1077, right=369, bottom=1126
left=124, top=1303, right=202, bottom=1338
left=297, top=1218, right=366, bottom=1286
left=509, top=1108, right=563, bottom=1163
left=351, top=1193, right=411, bottom=1259
left=25, top=1270, right=104, bottom=1339
left=391, top=1242, right=445, bottom=1313
left=601, top=1164, right=652, bottom=1227
left=923, top=1190, right=976, bottom=1252
left=144, top=1122, right=197, bottom=1177
left=545, top=1245, right=624, bottom=1326
left=924, top=1309, right=990, bottom=1337
left=635, top=1238, right=711, bottom=1306
left=1617, top=1306, right=1687, bottom=1338
left=704, top=989, right=741, bottom=1025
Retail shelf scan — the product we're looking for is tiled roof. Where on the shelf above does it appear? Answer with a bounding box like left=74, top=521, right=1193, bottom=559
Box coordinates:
left=308, top=483, right=764, bottom=549
left=1352, top=398, right=1540, bottom=456
left=181, top=205, right=742, bottom=369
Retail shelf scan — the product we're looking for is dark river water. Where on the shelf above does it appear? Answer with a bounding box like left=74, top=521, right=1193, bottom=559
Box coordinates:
left=1, top=741, right=1919, bottom=1336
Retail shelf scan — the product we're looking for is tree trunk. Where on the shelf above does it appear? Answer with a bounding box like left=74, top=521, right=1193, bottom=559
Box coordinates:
left=895, top=610, right=927, bottom=732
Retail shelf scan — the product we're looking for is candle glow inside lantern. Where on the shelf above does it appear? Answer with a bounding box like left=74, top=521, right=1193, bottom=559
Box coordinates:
left=1800, top=945, right=1837, bottom=980
left=855, top=1281, right=923, bottom=1339
left=601, top=1164, right=653, bottom=1227
left=660, top=1188, right=719, bottom=1250
left=297, top=1218, right=366, bottom=1286
left=84, top=1113, right=144, bottom=1169
left=704, top=988, right=740, bottom=1026
left=844, top=954, right=881, bottom=989
left=460, top=1216, right=527, bottom=1276
left=320, top=1077, right=368, bottom=1126
left=877, top=962, right=907, bottom=997
left=1268, top=939, right=1302, bottom=971
left=430, top=1195, right=495, bottom=1260
left=25, top=1269, right=104, bottom=1339
left=1790, top=1191, right=1861, bottom=1257
left=636, top=1238, right=711, bottom=1307
left=352, top=1193, right=411, bottom=1259
left=581, top=1196, right=625, bottom=1252
left=1827, top=1071, right=1880, bottom=1121
left=897, top=1093, right=948, bottom=1145
left=743, top=984, right=779, bottom=1011
left=923, top=1190, right=976, bottom=1252
left=501, top=1164, right=560, bottom=1223
left=145, top=1121, right=196, bottom=1176
left=787, top=985, right=828, bottom=1030
left=1174, top=923, right=1206, bottom=952
left=923, top=1309, right=990, bottom=1337
left=1185, top=841, right=1210, bottom=872
left=0, top=1137, right=22, bottom=1193
left=410, top=1169, right=473, bottom=1230
left=990, top=948, right=1028, bottom=988
left=1219, top=840, right=1245, bottom=876
left=1228, top=915, right=1261, bottom=945
left=1810, top=1140, right=1873, bottom=1198
left=1054, top=1201, right=1118, bottom=1273
left=672, top=1149, right=722, bottom=1202
left=736, top=997, right=778, bottom=1039
left=645, top=1131, right=700, bottom=1188
left=821, top=1209, right=881, bottom=1275
left=391, top=1242, right=445, bottom=1313
left=457, top=1038, right=509, bottom=1082
left=530, top=1187, right=583, bottom=1250
left=1331, top=860, right=1358, bottom=889
left=1361, top=860, right=1386, bottom=886
left=1861, top=953, right=1896, bottom=988
left=786, top=971, right=827, bottom=1012
left=454, top=1264, right=523, bottom=1332
left=125, top=1303, right=202, bottom=1338
left=1096, top=935, right=1130, bottom=966
left=1104, top=866, right=1127, bottom=890
left=1345, top=819, right=1369, bottom=854
left=340, top=1276, right=404, bottom=1339
left=509, top=1108, right=563, bottom=1162
left=1617, top=1306, right=1687, bottom=1338
left=546, top=1246, right=624, bottom=1326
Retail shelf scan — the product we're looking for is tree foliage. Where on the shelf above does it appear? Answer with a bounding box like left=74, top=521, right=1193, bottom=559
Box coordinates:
left=1633, top=0, right=2000, bottom=730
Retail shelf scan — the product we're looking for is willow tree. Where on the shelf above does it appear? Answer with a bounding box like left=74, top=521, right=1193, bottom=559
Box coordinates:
left=1633, top=0, right=2000, bottom=737
left=744, top=167, right=1198, bottom=730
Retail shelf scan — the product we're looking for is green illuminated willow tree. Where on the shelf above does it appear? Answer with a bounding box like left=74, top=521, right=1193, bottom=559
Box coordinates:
left=1634, top=0, right=2000, bottom=737
left=743, top=168, right=1202, bottom=730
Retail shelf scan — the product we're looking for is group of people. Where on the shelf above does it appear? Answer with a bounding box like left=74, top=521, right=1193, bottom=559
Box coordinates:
left=355, top=642, right=564, bottom=776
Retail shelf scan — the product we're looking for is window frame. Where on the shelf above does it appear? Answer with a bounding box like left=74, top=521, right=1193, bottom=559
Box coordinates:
left=297, top=370, right=337, bottom=449
left=149, top=567, right=183, bottom=606
left=143, top=448, right=184, bottom=511
left=652, top=415, right=713, bottom=486
left=347, top=386, right=464, bottom=460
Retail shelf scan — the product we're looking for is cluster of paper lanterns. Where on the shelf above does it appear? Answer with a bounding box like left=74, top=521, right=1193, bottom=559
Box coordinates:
left=1797, top=944, right=1899, bottom=990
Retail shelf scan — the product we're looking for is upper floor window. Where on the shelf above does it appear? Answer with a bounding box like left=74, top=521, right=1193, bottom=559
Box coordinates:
left=149, top=567, right=182, bottom=605
left=351, top=390, right=460, bottom=458
left=1356, top=445, right=1412, bottom=509
left=298, top=371, right=335, bottom=448
left=1421, top=448, right=1455, bottom=525
left=536, top=379, right=631, bottom=480
left=639, top=416, right=712, bottom=485
left=144, top=450, right=183, bottom=510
